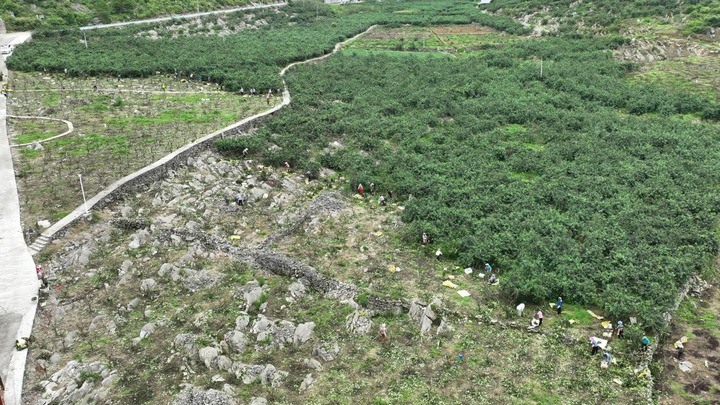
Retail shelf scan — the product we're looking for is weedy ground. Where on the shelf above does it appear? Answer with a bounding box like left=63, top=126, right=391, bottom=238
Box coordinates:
left=6, top=72, right=277, bottom=235
left=24, top=153, right=653, bottom=404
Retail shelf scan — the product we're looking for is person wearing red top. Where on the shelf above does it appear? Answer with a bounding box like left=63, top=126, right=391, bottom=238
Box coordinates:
left=357, top=184, right=364, bottom=195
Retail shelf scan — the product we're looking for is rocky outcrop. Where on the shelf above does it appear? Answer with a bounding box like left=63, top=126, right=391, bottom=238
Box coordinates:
left=173, top=386, right=236, bottom=405
left=37, top=361, right=116, bottom=404
left=409, top=298, right=444, bottom=336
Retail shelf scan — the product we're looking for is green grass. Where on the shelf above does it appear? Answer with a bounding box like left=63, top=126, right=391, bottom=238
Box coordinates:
left=676, top=299, right=720, bottom=332
left=562, top=305, right=598, bottom=327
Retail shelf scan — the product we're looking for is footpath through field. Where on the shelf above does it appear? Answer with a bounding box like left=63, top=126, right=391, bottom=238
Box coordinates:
left=79, top=2, right=288, bottom=31
left=0, top=32, right=38, bottom=405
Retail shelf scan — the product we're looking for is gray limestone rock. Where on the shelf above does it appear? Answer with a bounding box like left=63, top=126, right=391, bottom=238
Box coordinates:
left=313, top=342, right=340, bottom=362
left=173, top=386, right=236, bottom=405
left=199, top=347, right=220, bottom=369
left=235, top=313, right=250, bottom=331
left=223, top=330, right=249, bottom=353
left=294, top=322, right=315, bottom=345
left=299, top=373, right=315, bottom=392
left=140, top=278, right=157, bottom=294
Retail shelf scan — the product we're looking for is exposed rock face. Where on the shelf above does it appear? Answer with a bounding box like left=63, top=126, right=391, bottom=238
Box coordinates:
left=249, top=251, right=359, bottom=300
left=199, top=347, right=221, bottom=369
left=223, top=330, right=249, bottom=353
left=173, top=386, right=236, bottom=405
left=293, top=322, right=315, bottom=345
left=174, top=333, right=200, bottom=360
left=140, top=278, right=157, bottom=294
left=230, top=363, right=288, bottom=387
left=313, top=342, right=340, bottom=362
left=346, top=310, right=374, bottom=335
left=299, top=373, right=315, bottom=392
left=409, top=298, right=443, bottom=336
left=182, top=269, right=224, bottom=292
left=37, top=361, right=116, bottom=404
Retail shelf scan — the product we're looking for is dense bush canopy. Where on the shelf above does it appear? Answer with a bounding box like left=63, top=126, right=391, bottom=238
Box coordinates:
left=10, top=0, right=720, bottom=331
left=7, top=1, right=527, bottom=92
left=220, top=38, right=720, bottom=330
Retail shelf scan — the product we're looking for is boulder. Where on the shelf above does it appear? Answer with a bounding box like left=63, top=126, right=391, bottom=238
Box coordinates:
left=303, top=358, right=322, bottom=370
left=259, top=364, right=287, bottom=387
left=235, top=314, right=250, bottom=331
left=345, top=310, right=373, bottom=335
left=158, top=263, right=178, bottom=277
left=299, top=373, right=315, bottom=392
left=288, top=282, right=306, bottom=299
left=140, top=278, right=157, bottom=294
left=199, top=347, right=220, bottom=370
left=313, top=342, right=340, bottom=362
left=294, top=322, right=315, bottom=345
left=223, top=331, right=248, bottom=353
left=139, top=323, right=156, bottom=339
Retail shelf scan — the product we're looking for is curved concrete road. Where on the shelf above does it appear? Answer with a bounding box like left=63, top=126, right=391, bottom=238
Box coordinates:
left=80, top=2, right=287, bottom=31
left=0, top=31, right=38, bottom=405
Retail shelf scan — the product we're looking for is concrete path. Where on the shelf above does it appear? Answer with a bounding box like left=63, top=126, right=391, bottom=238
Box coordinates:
left=80, top=2, right=287, bottom=31
left=0, top=32, right=38, bottom=405
left=7, top=115, right=74, bottom=148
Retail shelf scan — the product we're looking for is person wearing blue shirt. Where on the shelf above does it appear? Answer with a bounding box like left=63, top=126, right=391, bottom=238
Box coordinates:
left=485, top=263, right=492, bottom=273
left=556, top=297, right=563, bottom=315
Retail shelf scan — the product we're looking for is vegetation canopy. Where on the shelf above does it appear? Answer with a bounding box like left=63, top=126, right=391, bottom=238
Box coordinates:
left=8, top=0, right=720, bottom=332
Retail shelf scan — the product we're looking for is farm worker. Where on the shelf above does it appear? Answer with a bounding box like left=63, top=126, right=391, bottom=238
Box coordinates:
left=379, top=323, right=387, bottom=342
left=485, top=263, right=492, bottom=273
left=357, top=184, right=364, bottom=195
left=590, top=337, right=600, bottom=355
left=378, top=196, right=386, bottom=206
left=435, top=250, right=442, bottom=260
left=535, top=309, right=544, bottom=326
left=603, top=352, right=611, bottom=363
left=369, top=183, right=375, bottom=193
left=240, top=87, right=244, bottom=95
left=421, top=232, right=429, bottom=245
left=35, top=265, right=43, bottom=279
left=675, top=341, right=684, bottom=358
left=556, top=297, right=563, bottom=315
left=242, top=148, right=249, bottom=157
left=641, top=336, right=650, bottom=352
left=284, top=162, right=291, bottom=169
left=458, top=353, right=463, bottom=362
left=162, top=83, right=166, bottom=92
left=277, top=88, right=282, bottom=97
left=265, top=93, right=270, bottom=105
left=616, top=320, right=624, bottom=338
left=487, top=273, right=497, bottom=284
left=516, top=303, right=525, bottom=317
left=235, top=194, right=246, bottom=206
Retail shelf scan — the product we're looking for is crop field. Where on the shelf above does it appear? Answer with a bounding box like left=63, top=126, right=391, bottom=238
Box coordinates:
left=347, top=25, right=515, bottom=53
left=223, top=36, right=720, bottom=331
left=25, top=155, right=656, bottom=403
left=7, top=0, right=720, bottom=403
left=7, top=72, right=275, bottom=232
